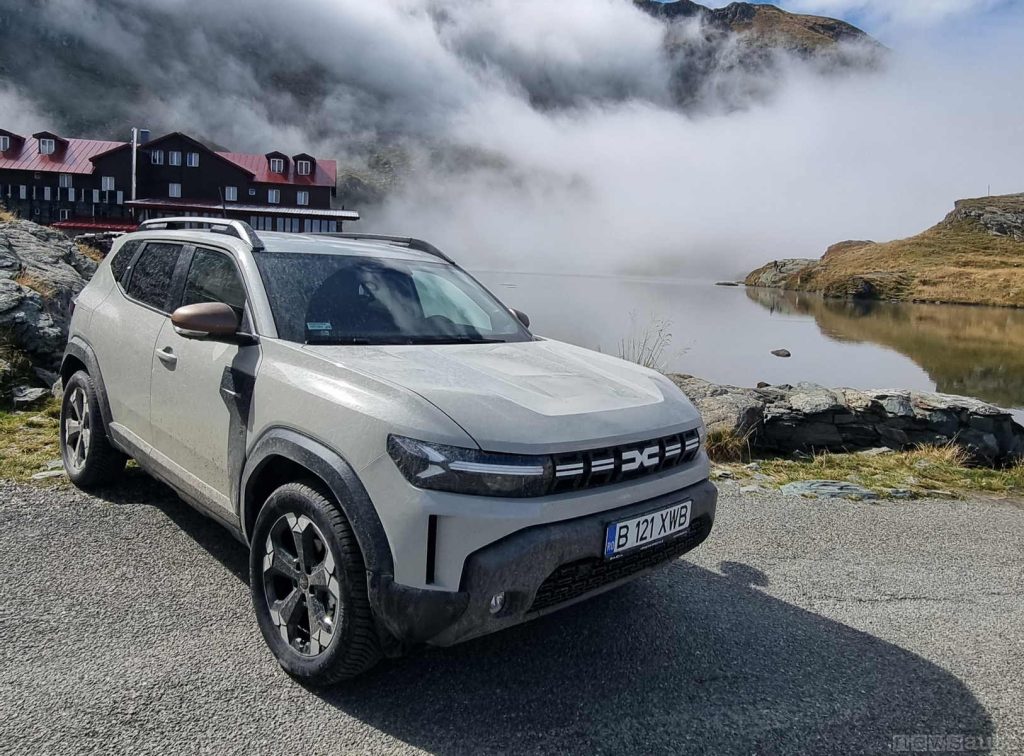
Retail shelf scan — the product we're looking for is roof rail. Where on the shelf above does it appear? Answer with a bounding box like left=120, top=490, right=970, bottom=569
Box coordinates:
left=325, top=233, right=455, bottom=265
left=137, top=217, right=264, bottom=250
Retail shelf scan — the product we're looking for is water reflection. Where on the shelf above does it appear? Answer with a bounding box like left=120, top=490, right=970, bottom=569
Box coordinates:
left=747, top=288, right=1024, bottom=408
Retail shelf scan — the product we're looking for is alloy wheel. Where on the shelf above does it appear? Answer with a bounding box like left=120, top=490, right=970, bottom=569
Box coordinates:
left=63, top=387, right=92, bottom=472
left=261, top=513, right=342, bottom=656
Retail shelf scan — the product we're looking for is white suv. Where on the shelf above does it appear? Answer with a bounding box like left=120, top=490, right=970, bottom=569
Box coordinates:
left=60, top=218, right=716, bottom=684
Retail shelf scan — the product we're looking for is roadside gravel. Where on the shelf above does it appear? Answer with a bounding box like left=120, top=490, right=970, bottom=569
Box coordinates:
left=1, top=473, right=1021, bottom=755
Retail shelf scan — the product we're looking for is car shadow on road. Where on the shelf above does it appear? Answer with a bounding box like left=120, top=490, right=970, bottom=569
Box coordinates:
left=102, top=475, right=994, bottom=754
left=323, top=561, right=994, bottom=755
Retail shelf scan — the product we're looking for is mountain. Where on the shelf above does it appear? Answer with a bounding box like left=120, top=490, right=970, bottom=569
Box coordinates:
left=744, top=194, right=1024, bottom=308
left=635, top=1, right=880, bottom=57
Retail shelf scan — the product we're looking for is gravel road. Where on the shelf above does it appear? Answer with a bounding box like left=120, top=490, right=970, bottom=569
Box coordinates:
left=1, top=473, right=1021, bottom=755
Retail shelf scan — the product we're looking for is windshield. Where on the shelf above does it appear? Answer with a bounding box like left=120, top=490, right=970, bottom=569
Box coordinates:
left=254, top=252, right=531, bottom=345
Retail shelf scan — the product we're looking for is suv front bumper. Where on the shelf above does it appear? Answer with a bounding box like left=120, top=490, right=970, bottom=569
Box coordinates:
left=368, top=478, right=717, bottom=647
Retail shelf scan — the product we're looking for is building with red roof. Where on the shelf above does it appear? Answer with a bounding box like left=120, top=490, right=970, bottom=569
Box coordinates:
left=0, top=128, right=358, bottom=234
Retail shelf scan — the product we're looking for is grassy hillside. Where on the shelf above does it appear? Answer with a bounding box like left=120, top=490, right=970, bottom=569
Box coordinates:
left=745, top=195, right=1024, bottom=307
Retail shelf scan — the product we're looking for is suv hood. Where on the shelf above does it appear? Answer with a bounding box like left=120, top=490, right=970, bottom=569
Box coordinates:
left=304, top=340, right=701, bottom=454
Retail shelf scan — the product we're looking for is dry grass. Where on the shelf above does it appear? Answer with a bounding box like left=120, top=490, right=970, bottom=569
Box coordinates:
left=76, top=242, right=105, bottom=263
left=705, top=427, right=753, bottom=463
left=0, top=399, right=62, bottom=482
left=0, top=207, right=15, bottom=223
left=721, top=443, right=1024, bottom=499
left=618, top=311, right=675, bottom=370
left=749, top=197, right=1024, bottom=308
left=14, top=271, right=58, bottom=298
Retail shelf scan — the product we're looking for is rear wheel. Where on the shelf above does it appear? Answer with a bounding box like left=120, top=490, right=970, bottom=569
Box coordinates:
left=60, top=370, right=126, bottom=489
left=250, top=481, right=381, bottom=685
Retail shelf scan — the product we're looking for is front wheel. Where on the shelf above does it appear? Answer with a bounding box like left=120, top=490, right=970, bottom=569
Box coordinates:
left=60, top=370, right=127, bottom=489
left=250, top=482, right=381, bottom=685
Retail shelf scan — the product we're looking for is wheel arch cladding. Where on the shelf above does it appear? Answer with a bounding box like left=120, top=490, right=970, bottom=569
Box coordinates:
left=61, top=339, right=114, bottom=431
left=241, top=429, right=394, bottom=577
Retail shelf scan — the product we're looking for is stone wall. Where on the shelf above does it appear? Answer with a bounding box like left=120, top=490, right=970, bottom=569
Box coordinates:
left=670, top=375, right=1024, bottom=465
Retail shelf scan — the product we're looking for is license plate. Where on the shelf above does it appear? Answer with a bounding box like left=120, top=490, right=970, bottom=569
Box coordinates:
left=604, top=501, right=692, bottom=559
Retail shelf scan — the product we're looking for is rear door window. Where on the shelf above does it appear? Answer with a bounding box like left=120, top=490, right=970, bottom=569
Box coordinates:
left=125, top=243, right=183, bottom=312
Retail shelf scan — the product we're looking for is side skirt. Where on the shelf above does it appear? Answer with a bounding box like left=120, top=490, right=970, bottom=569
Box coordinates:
left=108, top=422, right=246, bottom=544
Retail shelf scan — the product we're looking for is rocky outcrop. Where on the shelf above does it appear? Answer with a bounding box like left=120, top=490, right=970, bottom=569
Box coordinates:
left=670, top=375, right=1024, bottom=465
left=744, top=258, right=817, bottom=288
left=943, top=195, right=1024, bottom=242
left=0, top=219, right=97, bottom=370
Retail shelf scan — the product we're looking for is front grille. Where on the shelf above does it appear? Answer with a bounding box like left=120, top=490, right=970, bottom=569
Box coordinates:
left=549, top=428, right=700, bottom=494
left=529, top=516, right=711, bottom=613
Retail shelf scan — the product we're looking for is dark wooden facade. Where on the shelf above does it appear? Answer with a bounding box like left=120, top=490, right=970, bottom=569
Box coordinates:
left=0, top=129, right=356, bottom=232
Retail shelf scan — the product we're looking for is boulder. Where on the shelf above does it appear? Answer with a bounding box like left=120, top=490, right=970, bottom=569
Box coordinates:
left=0, top=219, right=97, bottom=369
left=668, top=375, right=1024, bottom=465
left=743, top=258, right=817, bottom=288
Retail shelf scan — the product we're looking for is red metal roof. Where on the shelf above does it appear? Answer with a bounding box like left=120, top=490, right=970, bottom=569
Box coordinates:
left=126, top=197, right=358, bottom=220
left=216, top=151, right=337, bottom=188
left=51, top=218, right=139, bottom=232
left=0, top=136, right=126, bottom=175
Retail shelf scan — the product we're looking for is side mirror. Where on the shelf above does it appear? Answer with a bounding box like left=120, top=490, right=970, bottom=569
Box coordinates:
left=510, top=308, right=530, bottom=328
left=171, top=302, right=242, bottom=341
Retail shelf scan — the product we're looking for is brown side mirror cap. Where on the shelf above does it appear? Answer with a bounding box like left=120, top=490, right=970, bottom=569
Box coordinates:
left=171, top=302, right=241, bottom=341
left=510, top=308, right=530, bottom=328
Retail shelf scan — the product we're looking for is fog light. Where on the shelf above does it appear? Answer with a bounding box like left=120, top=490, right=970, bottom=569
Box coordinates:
left=489, top=592, right=506, bottom=615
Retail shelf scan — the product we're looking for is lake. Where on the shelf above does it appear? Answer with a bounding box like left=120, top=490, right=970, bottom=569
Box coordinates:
left=473, top=271, right=1024, bottom=413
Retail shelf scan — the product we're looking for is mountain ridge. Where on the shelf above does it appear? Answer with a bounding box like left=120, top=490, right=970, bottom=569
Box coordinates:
left=635, top=0, right=881, bottom=56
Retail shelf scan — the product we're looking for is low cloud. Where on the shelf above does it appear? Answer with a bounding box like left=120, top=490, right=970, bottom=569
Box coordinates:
left=2, top=0, right=1022, bottom=279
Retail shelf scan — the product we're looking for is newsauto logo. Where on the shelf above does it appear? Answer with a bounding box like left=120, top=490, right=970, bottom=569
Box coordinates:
left=621, top=445, right=661, bottom=472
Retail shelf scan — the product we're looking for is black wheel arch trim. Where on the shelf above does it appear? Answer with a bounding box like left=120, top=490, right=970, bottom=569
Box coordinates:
left=61, top=337, right=114, bottom=433
left=240, top=428, right=394, bottom=578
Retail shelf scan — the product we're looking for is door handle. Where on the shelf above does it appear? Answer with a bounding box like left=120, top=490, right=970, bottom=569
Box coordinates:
left=156, top=347, right=178, bottom=367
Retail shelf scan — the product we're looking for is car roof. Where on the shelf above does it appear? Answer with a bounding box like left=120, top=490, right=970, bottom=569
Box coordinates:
left=115, top=228, right=448, bottom=264
left=257, top=232, right=445, bottom=263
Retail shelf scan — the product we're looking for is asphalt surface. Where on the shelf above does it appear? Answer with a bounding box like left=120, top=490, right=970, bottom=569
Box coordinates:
left=1, top=472, right=1021, bottom=755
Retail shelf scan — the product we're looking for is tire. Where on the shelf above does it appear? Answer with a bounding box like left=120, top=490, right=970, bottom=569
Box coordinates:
left=250, top=481, right=382, bottom=685
left=60, top=370, right=127, bottom=489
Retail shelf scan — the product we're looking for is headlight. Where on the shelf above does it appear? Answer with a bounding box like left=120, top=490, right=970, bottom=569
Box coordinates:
left=387, top=435, right=553, bottom=497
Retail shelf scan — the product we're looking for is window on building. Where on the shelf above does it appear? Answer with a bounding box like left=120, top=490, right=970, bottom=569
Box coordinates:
left=269, top=158, right=284, bottom=174
left=19, top=185, right=27, bottom=200
left=325, top=220, right=337, bottom=233
left=92, top=189, right=100, bottom=203
left=182, top=248, right=247, bottom=312
left=68, top=188, right=76, bottom=202
left=43, top=186, right=51, bottom=201
left=39, top=138, right=56, bottom=155
left=296, top=160, right=311, bottom=176
left=0, top=136, right=9, bottom=151
left=268, top=188, right=280, bottom=204
left=296, top=190, right=309, bottom=206
left=59, top=174, right=73, bottom=188
left=169, top=150, right=182, bottom=166
left=169, top=183, right=181, bottom=198
left=224, top=186, right=237, bottom=202
left=116, top=191, right=124, bottom=205
left=151, top=149, right=164, bottom=165
left=186, top=151, right=200, bottom=168
left=59, top=209, right=70, bottom=221
left=101, top=176, right=115, bottom=191
left=126, top=243, right=183, bottom=311
left=249, top=188, right=256, bottom=196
